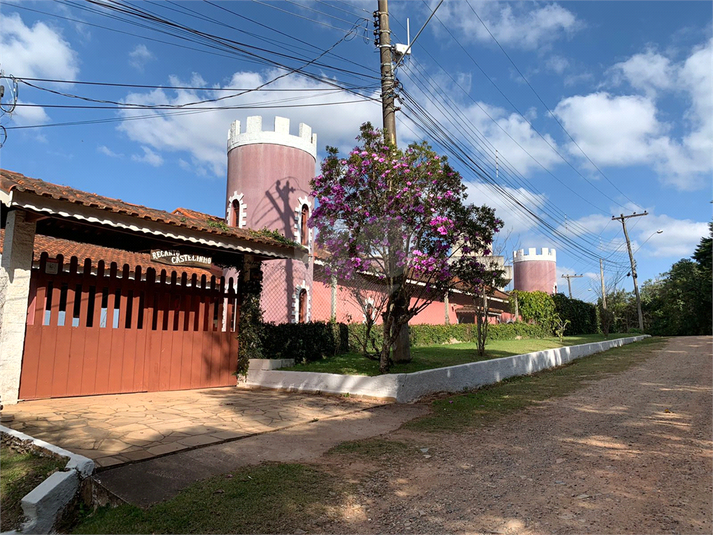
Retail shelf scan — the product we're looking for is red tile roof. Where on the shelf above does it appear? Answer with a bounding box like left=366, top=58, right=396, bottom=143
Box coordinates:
left=0, top=169, right=294, bottom=251
left=172, top=207, right=223, bottom=224
left=0, top=230, right=216, bottom=277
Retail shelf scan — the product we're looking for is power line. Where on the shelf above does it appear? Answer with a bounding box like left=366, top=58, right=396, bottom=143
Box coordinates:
left=249, top=0, right=365, bottom=33
left=4, top=76, right=376, bottom=92
left=427, top=5, right=632, bottom=213
left=398, top=95, right=628, bottom=268
left=9, top=97, right=377, bottom=114
left=397, top=57, right=617, bottom=249
left=466, top=0, right=643, bottom=211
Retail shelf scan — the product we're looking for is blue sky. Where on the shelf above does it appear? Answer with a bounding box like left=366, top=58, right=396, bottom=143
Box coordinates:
left=1, top=0, right=711, bottom=301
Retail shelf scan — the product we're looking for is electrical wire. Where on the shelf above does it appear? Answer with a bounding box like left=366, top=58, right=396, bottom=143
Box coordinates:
left=466, top=0, right=643, bottom=211
left=426, top=5, right=632, bottom=213
left=3, top=76, right=377, bottom=92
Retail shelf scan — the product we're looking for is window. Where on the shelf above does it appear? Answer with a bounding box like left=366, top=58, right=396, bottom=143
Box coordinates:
left=229, top=199, right=240, bottom=227
left=298, top=289, right=307, bottom=323
left=300, top=204, right=309, bottom=246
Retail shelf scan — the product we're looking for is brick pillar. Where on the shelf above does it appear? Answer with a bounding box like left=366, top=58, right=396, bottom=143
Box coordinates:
left=0, top=210, right=37, bottom=405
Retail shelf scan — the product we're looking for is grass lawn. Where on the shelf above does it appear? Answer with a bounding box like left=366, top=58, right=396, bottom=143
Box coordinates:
left=282, top=333, right=634, bottom=376
left=0, top=440, right=68, bottom=532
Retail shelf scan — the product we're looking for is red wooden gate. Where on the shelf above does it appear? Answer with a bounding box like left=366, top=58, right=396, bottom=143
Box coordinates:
left=19, top=253, right=239, bottom=400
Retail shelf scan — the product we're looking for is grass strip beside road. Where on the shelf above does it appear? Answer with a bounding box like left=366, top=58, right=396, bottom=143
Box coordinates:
left=73, top=463, right=352, bottom=534
left=405, top=336, right=667, bottom=433
left=284, top=333, right=633, bottom=376
left=0, top=440, right=68, bottom=532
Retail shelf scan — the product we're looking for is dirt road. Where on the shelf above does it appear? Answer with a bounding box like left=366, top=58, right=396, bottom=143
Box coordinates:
left=319, top=336, right=712, bottom=534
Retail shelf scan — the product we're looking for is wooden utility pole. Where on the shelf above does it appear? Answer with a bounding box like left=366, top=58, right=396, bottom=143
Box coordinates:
left=377, top=0, right=397, bottom=146
left=375, top=0, right=410, bottom=362
left=561, top=273, right=584, bottom=298
left=612, top=211, right=648, bottom=330
left=599, top=258, right=607, bottom=309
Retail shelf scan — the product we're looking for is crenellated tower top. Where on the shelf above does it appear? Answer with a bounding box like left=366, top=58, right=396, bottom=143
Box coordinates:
left=513, top=247, right=557, bottom=262
left=227, top=116, right=317, bottom=160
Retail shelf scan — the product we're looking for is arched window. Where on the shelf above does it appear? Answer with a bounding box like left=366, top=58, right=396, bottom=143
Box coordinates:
left=300, top=204, right=309, bottom=246
left=298, top=289, right=308, bottom=323
left=229, top=199, right=240, bottom=227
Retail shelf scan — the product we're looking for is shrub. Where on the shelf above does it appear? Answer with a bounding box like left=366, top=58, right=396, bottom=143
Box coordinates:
left=261, top=322, right=349, bottom=363
left=552, top=293, right=598, bottom=335
left=483, top=322, right=551, bottom=340
left=346, top=322, right=551, bottom=351
left=510, top=290, right=557, bottom=333
left=347, top=323, right=384, bottom=354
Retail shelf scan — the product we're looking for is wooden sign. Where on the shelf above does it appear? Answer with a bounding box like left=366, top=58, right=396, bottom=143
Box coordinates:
left=150, top=249, right=212, bottom=269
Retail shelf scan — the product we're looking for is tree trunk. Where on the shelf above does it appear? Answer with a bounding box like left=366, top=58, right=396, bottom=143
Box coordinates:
left=392, top=322, right=411, bottom=363
left=379, top=316, right=395, bottom=373
left=476, top=292, right=489, bottom=357
left=390, top=289, right=411, bottom=364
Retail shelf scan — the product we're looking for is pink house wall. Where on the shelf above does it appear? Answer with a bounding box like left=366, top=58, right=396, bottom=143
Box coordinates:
left=311, top=269, right=510, bottom=326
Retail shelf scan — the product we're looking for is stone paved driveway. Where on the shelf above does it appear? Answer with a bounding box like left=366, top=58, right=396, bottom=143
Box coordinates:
left=2, top=387, right=383, bottom=468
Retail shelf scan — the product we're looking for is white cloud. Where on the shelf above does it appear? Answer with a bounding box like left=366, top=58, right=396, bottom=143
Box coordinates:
left=129, top=44, right=155, bottom=71
left=464, top=182, right=548, bottom=235
left=610, top=49, right=675, bottom=96
left=131, top=146, right=163, bottom=167
left=98, top=145, right=123, bottom=158
left=463, top=101, right=564, bottom=176
left=559, top=207, right=709, bottom=261
left=632, top=214, right=708, bottom=259
left=0, top=12, right=79, bottom=79
left=556, top=38, right=713, bottom=191
left=546, top=55, right=570, bottom=75
left=554, top=92, right=663, bottom=166
left=9, top=100, right=50, bottom=127
left=404, top=71, right=563, bottom=178
left=432, top=1, right=581, bottom=50
left=117, top=69, right=381, bottom=177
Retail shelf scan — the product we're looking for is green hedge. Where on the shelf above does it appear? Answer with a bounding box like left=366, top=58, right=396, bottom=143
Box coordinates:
left=261, top=322, right=348, bottom=363
left=346, top=322, right=551, bottom=352
left=552, top=293, right=598, bottom=335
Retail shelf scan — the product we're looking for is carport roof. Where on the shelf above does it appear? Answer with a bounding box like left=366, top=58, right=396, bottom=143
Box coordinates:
left=0, top=169, right=304, bottom=263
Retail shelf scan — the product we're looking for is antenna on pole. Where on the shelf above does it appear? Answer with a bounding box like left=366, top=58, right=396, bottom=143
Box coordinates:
left=394, top=18, right=411, bottom=64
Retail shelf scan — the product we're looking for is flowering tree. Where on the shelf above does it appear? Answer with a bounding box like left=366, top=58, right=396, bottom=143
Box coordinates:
left=311, top=123, right=503, bottom=373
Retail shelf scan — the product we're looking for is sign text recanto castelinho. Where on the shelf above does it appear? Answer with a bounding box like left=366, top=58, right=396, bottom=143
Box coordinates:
left=150, top=249, right=212, bottom=269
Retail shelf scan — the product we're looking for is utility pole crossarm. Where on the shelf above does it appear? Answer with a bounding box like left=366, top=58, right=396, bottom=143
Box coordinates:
left=612, top=211, right=648, bottom=330
left=561, top=273, right=584, bottom=299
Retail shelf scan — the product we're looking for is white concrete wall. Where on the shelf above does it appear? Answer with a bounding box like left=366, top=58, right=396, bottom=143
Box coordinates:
left=244, top=336, right=649, bottom=403
left=1, top=425, right=95, bottom=534
left=0, top=210, right=37, bottom=405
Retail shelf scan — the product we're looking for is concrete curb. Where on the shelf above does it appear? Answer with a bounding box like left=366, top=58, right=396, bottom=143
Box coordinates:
left=0, top=425, right=95, bottom=534
left=245, top=335, right=650, bottom=403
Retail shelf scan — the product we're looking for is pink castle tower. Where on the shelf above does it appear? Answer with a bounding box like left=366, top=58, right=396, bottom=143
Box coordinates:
left=513, top=247, right=558, bottom=294
left=226, top=116, right=316, bottom=323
